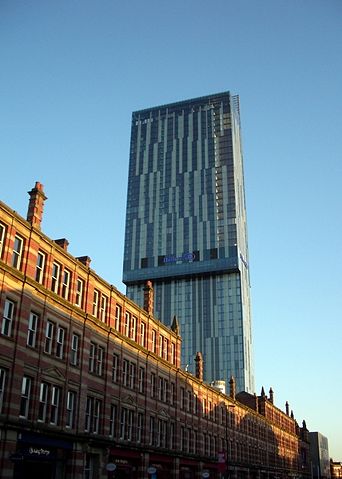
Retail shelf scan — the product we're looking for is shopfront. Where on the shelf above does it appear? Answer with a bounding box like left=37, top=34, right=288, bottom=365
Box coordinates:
left=12, top=431, right=73, bottom=479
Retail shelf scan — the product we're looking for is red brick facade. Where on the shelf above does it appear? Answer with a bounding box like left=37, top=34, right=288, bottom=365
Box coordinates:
left=0, top=183, right=310, bottom=479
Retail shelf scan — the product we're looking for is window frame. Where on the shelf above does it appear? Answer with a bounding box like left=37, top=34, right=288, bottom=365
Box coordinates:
left=27, top=311, right=39, bottom=348
left=12, top=234, right=24, bottom=270
left=35, top=251, right=46, bottom=284
left=1, top=298, right=15, bottom=337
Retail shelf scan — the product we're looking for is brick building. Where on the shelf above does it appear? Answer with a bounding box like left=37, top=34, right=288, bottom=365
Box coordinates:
left=0, top=182, right=310, bottom=479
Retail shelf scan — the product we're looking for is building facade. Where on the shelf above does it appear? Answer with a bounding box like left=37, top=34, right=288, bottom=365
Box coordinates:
left=123, top=92, right=254, bottom=393
left=309, top=432, right=331, bottom=479
left=1, top=183, right=309, bottom=479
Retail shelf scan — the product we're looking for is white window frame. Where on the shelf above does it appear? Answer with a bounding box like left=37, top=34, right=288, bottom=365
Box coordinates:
left=56, top=326, right=65, bottom=359
left=70, top=333, right=80, bottom=366
left=138, top=367, right=145, bottom=393
left=130, top=315, right=137, bottom=340
left=124, top=312, right=130, bottom=337
left=12, top=234, right=23, bottom=269
left=112, top=353, right=118, bottom=382
left=0, top=222, right=5, bottom=259
left=115, top=304, right=121, bottom=331
left=19, top=376, right=31, bottom=418
left=0, top=367, right=6, bottom=413
left=140, top=321, right=146, bottom=347
left=137, top=412, right=143, bottom=443
left=51, top=262, right=60, bottom=294
left=99, top=294, right=107, bottom=322
left=109, top=403, right=117, bottom=438
left=38, top=382, right=49, bottom=422
left=92, top=289, right=99, bottom=317
left=27, top=311, right=39, bottom=347
left=1, top=298, right=15, bottom=337
left=44, top=320, right=54, bottom=354
left=35, top=251, right=46, bottom=284
left=89, top=342, right=96, bottom=373
left=66, top=390, right=76, bottom=429
left=75, top=278, right=84, bottom=307
left=61, top=269, right=71, bottom=300
left=151, top=329, right=156, bottom=353
left=122, top=359, right=129, bottom=386
left=129, top=362, right=136, bottom=389
left=50, top=385, right=60, bottom=425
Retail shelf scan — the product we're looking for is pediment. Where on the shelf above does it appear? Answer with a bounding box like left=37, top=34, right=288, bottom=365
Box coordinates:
left=41, top=367, right=65, bottom=380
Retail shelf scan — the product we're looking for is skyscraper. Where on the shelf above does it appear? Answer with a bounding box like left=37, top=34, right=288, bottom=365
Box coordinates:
left=123, top=91, right=254, bottom=393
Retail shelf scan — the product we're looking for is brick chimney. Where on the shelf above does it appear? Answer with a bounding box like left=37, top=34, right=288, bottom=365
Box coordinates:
left=27, top=181, right=47, bottom=229
left=195, top=352, right=203, bottom=381
left=143, top=281, right=154, bottom=315
left=55, top=238, right=69, bottom=251
left=76, top=256, right=91, bottom=267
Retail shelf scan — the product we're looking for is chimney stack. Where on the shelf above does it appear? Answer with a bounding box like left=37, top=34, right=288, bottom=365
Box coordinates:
left=76, top=256, right=92, bottom=267
left=27, top=181, right=47, bottom=229
left=143, top=281, right=154, bottom=315
left=195, top=352, right=203, bottom=381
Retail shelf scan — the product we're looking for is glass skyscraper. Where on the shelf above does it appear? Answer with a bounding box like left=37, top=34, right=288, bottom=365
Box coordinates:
left=123, top=91, right=254, bottom=393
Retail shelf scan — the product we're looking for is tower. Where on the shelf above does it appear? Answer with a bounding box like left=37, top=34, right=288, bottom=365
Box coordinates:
left=123, top=91, right=254, bottom=392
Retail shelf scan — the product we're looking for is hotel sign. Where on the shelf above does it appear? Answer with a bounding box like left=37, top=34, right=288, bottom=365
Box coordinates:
left=163, top=253, right=195, bottom=264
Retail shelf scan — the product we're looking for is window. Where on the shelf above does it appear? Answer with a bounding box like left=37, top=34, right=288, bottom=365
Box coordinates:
left=85, top=396, right=101, bottom=434
left=51, top=262, right=60, bottom=294
left=35, top=251, right=46, bottom=283
left=70, top=333, right=80, bottom=366
left=137, top=412, right=143, bottom=443
left=75, top=278, right=84, bottom=308
left=159, top=335, right=163, bottom=357
left=56, top=326, right=65, bottom=359
left=44, top=320, right=54, bottom=354
left=171, top=342, right=176, bottom=365
left=12, top=234, right=23, bottom=269
left=129, top=363, right=136, bottom=389
left=109, top=404, right=117, bottom=438
left=140, top=321, right=146, bottom=347
left=50, top=385, right=60, bottom=424
left=170, top=382, right=175, bottom=406
left=122, top=359, right=129, bottom=386
left=27, top=312, right=39, bottom=347
left=92, top=290, right=99, bottom=317
left=163, top=338, right=168, bottom=360
left=66, top=390, right=76, bottom=428
left=115, top=305, right=121, bottom=331
left=1, top=298, right=15, bottom=337
left=19, top=376, right=32, bottom=418
left=38, top=382, right=61, bottom=425
left=100, top=294, right=108, bottom=323
left=180, top=387, right=185, bottom=409
left=124, top=312, right=130, bottom=336
left=151, top=329, right=156, bottom=353
left=130, top=315, right=137, bottom=340
left=138, top=367, right=145, bottom=393
left=89, top=342, right=104, bottom=376
left=149, top=416, right=155, bottom=445
left=61, top=269, right=71, bottom=300
left=119, top=407, right=133, bottom=441
left=0, top=222, right=5, bottom=259
left=0, top=367, right=7, bottom=413
left=38, top=382, right=49, bottom=421
left=112, top=353, right=119, bottom=382
left=151, top=372, right=156, bottom=398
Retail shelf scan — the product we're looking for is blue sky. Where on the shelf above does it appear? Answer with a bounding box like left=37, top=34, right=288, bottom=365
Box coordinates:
left=1, top=0, right=341, bottom=459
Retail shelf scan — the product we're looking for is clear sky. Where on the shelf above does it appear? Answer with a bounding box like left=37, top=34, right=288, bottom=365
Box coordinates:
left=1, top=0, right=341, bottom=460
